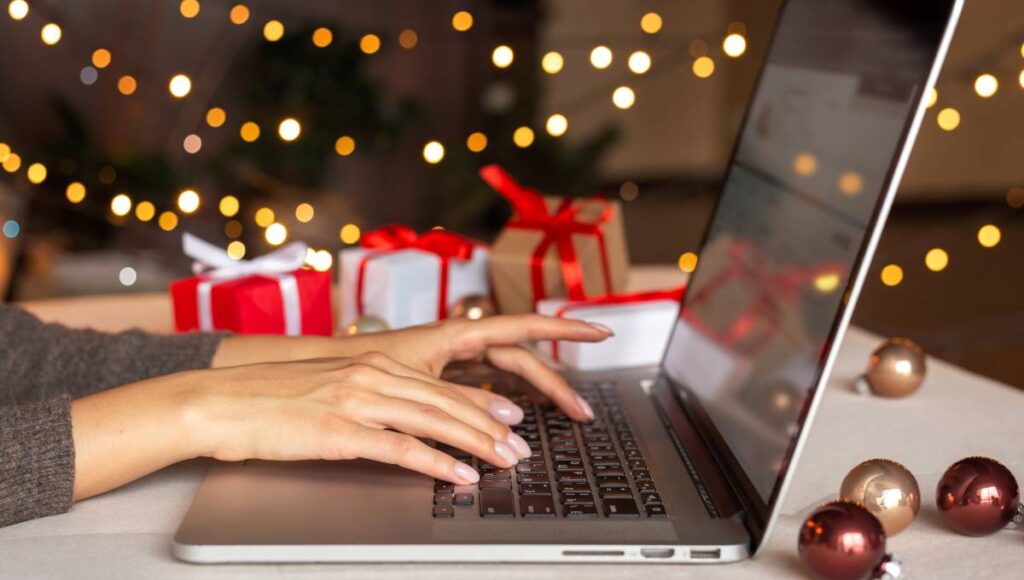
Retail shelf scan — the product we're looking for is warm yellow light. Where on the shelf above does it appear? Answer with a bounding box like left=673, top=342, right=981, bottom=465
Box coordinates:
left=466, top=132, right=488, bottom=153
left=2, top=153, right=21, bottom=173
left=219, top=195, right=240, bottom=217
left=254, top=207, right=275, bottom=227
left=295, top=202, right=315, bottom=223
left=312, top=27, right=333, bottom=48
left=423, top=140, right=446, bottom=164
left=977, top=224, right=1001, bottom=248
left=182, top=134, right=202, bottom=154
left=334, top=136, right=356, bottom=156
left=590, top=46, right=613, bottom=69
left=26, top=162, right=47, bottom=184
left=263, top=19, right=284, bottom=42
left=723, top=33, right=747, bottom=58
left=41, top=23, right=62, bottom=45
left=452, top=10, right=473, bottom=32
left=265, top=222, right=288, bottom=246
left=1007, top=187, right=1024, bottom=209
left=179, top=0, right=200, bottom=18
left=177, top=189, right=200, bottom=214
left=628, top=51, right=651, bottom=74
left=310, top=250, right=333, bottom=272
left=111, top=194, right=132, bottom=217
left=546, top=114, right=568, bottom=137
left=398, top=29, right=418, bottom=49
left=224, top=220, right=243, bottom=238
left=340, top=223, right=361, bottom=244
left=677, top=252, right=699, bottom=273
left=612, top=86, right=636, bottom=109
left=229, top=4, right=249, bottom=25
left=278, top=118, right=301, bottom=142
left=1019, top=69, right=1024, bottom=90
left=541, top=51, right=564, bottom=74
left=640, top=12, right=663, bottom=34
left=693, top=56, right=715, bottom=78
left=813, top=272, right=841, bottom=293
left=240, top=121, right=260, bottom=142
left=206, top=107, right=226, bottom=128
left=793, top=152, right=818, bottom=176
left=513, top=126, right=535, bottom=148
left=880, top=264, right=903, bottom=287
left=974, top=74, right=998, bottom=98
left=92, top=48, right=112, bottom=69
left=135, top=201, right=156, bottom=222
left=937, top=107, right=960, bottom=131
left=924, top=248, right=948, bottom=272
left=0, top=143, right=7, bottom=163
left=492, top=45, right=514, bottom=68
left=168, top=74, right=192, bottom=98
left=117, top=75, right=137, bottom=95
left=926, top=87, right=938, bottom=108
left=360, top=34, right=381, bottom=54
left=226, top=241, right=246, bottom=260
left=66, top=182, right=86, bottom=204
left=158, top=211, right=178, bottom=231
left=8, top=0, right=28, bottom=20
left=838, top=171, right=863, bottom=195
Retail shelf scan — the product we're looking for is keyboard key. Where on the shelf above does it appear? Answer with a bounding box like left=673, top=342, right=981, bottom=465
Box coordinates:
left=480, top=489, right=516, bottom=518
left=558, top=482, right=590, bottom=493
left=559, top=491, right=595, bottom=505
left=599, top=487, right=633, bottom=499
left=565, top=503, right=599, bottom=518
left=591, top=458, right=622, bottom=467
left=433, top=504, right=455, bottom=518
left=434, top=481, right=454, bottom=493
left=628, top=460, right=647, bottom=470
left=624, top=449, right=644, bottom=459
left=555, top=470, right=588, bottom=483
left=519, top=483, right=552, bottom=495
left=481, top=469, right=511, bottom=481
left=637, top=481, right=658, bottom=494
left=642, top=493, right=663, bottom=505
left=520, top=495, right=556, bottom=518
left=516, top=464, right=546, bottom=474
left=517, top=473, right=548, bottom=484
left=596, top=476, right=628, bottom=488
left=631, top=470, right=652, bottom=482
left=644, top=503, right=668, bottom=518
left=604, top=498, right=641, bottom=518
left=454, top=493, right=474, bottom=506
left=588, top=449, right=618, bottom=459
left=479, top=479, right=513, bottom=489
left=434, top=493, right=453, bottom=505
left=553, top=452, right=581, bottom=462
left=593, top=466, right=625, bottom=477
left=556, top=460, right=586, bottom=471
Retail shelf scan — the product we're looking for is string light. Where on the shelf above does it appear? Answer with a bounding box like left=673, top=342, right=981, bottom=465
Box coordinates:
left=183, top=134, right=202, bottom=154
left=278, top=118, right=301, bottom=142
left=974, top=74, right=998, bottom=98
left=263, top=20, right=284, bottom=42
left=312, top=27, right=333, bottom=48
left=2, top=220, right=19, bottom=239
left=937, top=107, right=960, bottom=131
left=678, top=252, right=699, bottom=273
left=219, top=195, right=240, bottom=217
left=117, top=75, right=137, bottom=95
left=793, top=152, right=818, bottom=176
left=334, top=136, right=356, bottom=156
left=640, top=12, right=663, bottom=34
left=924, top=248, right=948, bottom=272
left=423, top=140, right=445, bottom=163
left=1019, top=69, right=1024, bottom=90
left=41, top=23, right=62, bottom=45
left=265, top=222, right=288, bottom=245
left=227, top=241, right=246, bottom=260
left=168, top=74, right=192, bottom=98
left=360, top=34, right=381, bottom=54
left=135, top=201, right=156, bottom=222
left=340, top=223, right=361, bottom=244
left=814, top=272, right=840, bottom=293
left=492, top=45, right=514, bottom=68
left=310, top=250, right=333, bottom=272
left=240, top=121, right=260, bottom=142
left=693, top=56, right=715, bottom=78
left=229, top=4, right=249, bottom=25
left=80, top=66, right=98, bottom=86
left=466, top=132, right=488, bottom=153
left=589, top=46, right=612, bottom=69
left=513, top=126, right=535, bottom=148
left=254, top=207, right=275, bottom=227
left=2, top=152, right=22, bottom=172
left=627, top=51, right=651, bottom=74
left=179, top=0, right=199, bottom=18
left=111, top=194, right=132, bottom=217
left=206, top=107, right=226, bottom=127
left=880, top=264, right=903, bottom=286
left=92, top=48, right=112, bottom=68
left=224, top=220, right=243, bottom=238
left=295, top=202, right=314, bottom=223
left=1007, top=187, right=1024, bottom=209
left=398, top=29, right=418, bottom=49
left=177, top=189, right=200, bottom=214
left=118, top=266, right=137, bottom=286
left=926, top=88, right=938, bottom=108
left=723, top=33, right=747, bottom=58
left=838, top=171, right=863, bottom=195
left=611, top=86, right=635, bottom=109
left=541, top=51, right=564, bottom=74
left=619, top=182, right=639, bottom=201
left=452, top=10, right=473, bottom=32
left=26, top=162, right=47, bottom=184
left=977, top=224, right=1001, bottom=248
left=0, top=143, right=7, bottom=162
left=545, top=114, right=568, bottom=137
left=158, top=211, right=178, bottom=231
left=8, top=0, right=28, bottom=20
left=66, top=182, right=86, bottom=203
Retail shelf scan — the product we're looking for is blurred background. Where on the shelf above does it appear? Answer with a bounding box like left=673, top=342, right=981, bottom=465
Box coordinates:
left=1, top=0, right=1022, bottom=388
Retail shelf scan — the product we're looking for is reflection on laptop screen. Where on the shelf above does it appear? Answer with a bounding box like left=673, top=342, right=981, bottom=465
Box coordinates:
left=663, top=0, right=952, bottom=509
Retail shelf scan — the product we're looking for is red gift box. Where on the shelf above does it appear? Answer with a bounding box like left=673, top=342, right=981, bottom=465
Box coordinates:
left=171, top=234, right=333, bottom=336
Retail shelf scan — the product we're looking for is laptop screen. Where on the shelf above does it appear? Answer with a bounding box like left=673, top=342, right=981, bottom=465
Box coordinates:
left=662, top=0, right=955, bottom=514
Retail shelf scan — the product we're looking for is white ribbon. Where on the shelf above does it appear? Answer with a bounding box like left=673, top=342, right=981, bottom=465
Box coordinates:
left=183, top=233, right=308, bottom=335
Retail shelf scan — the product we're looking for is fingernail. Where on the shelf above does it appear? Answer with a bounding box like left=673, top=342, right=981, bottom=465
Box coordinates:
left=587, top=321, right=615, bottom=336
left=494, top=441, right=519, bottom=465
left=489, top=400, right=525, bottom=425
left=575, top=394, right=595, bottom=421
left=507, top=432, right=532, bottom=458
left=453, top=461, right=479, bottom=484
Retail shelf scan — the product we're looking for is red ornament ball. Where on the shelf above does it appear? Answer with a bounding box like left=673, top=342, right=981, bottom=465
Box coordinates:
left=798, top=501, right=887, bottom=580
left=936, top=456, right=1020, bottom=536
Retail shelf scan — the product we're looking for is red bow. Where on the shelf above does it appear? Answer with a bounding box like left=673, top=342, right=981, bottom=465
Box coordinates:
left=480, top=164, right=612, bottom=303
left=357, top=225, right=480, bottom=319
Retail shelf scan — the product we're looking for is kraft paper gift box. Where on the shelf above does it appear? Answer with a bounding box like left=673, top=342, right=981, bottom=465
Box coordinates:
left=480, top=164, right=630, bottom=314
left=536, top=289, right=683, bottom=370
left=171, top=233, right=332, bottom=336
left=339, top=225, right=490, bottom=330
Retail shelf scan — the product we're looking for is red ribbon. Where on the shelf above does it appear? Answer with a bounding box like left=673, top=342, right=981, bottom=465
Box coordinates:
left=480, top=164, right=613, bottom=304
left=356, top=225, right=479, bottom=320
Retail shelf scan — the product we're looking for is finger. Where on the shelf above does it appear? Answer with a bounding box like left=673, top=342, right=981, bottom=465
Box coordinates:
left=485, top=345, right=595, bottom=422
left=450, top=385, right=525, bottom=426
left=446, top=315, right=612, bottom=361
left=340, top=423, right=480, bottom=485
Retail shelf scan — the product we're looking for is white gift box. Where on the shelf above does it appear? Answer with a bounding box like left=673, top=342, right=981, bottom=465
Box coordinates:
left=339, top=246, right=490, bottom=330
left=536, top=295, right=679, bottom=370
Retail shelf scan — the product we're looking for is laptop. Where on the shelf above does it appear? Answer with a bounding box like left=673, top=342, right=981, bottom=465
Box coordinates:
left=174, top=0, right=962, bottom=563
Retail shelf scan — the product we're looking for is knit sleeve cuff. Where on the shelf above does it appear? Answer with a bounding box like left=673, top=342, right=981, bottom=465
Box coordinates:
left=0, top=395, right=75, bottom=528
left=98, top=330, right=228, bottom=388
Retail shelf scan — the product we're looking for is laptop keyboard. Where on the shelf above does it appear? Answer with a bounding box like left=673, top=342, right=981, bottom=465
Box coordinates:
left=432, top=381, right=667, bottom=520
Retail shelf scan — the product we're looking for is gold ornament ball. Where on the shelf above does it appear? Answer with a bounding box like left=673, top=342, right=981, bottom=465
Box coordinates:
left=839, top=459, right=921, bottom=536
left=864, top=337, right=926, bottom=398
left=346, top=315, right=390, bottom=335
left=450, top=294, right=496, bottom=320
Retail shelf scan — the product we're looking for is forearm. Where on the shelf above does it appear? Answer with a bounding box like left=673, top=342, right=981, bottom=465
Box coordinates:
left=211, top=333, right=391, bottom=368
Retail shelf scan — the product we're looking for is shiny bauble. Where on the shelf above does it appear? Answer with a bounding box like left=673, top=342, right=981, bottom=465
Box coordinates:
left=863, top=337, right=926, bottom=398
left=450, top=294, right=496, bottom=321
left=839, top=459, right=920, bottom=536
left=936, top=456, right=1020, bottom=536
left=798, top=501, right=891, bottom=580
left=345, top=315, right=390, bottom=336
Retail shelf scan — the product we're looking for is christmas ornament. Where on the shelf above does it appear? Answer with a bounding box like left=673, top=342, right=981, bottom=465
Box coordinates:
left=839, top=459, right=920, bottom=536
left=345, top=315, right=390, bottom=336
left=936, top=456, right=1020, bottom=536
left=799, top=501, right=900, bottom=580
left=855, top=337, right=926, bottom=398
left=450, top=294, right=496, bottom=320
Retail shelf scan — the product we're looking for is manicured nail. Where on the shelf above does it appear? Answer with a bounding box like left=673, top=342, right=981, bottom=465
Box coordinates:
left=587, top=321, right=615, bottom=336
left=494, top=441, right=519, bottom=465
left=575, top=394, right=595, bottom=421
left=489, top=400, right=525, bottom=425
left=453, top=461, right=479, bottom=484
left=507, top=432, right=532, bottom=458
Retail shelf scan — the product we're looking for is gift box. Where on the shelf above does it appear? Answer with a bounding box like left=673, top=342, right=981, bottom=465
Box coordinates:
left=481, top=165, right=630, bottom=314
left=339, top=225, right=490, bottom=330
left=171, top=234, right=332, bottom=336
left=536, top=288, right=683, bottom=370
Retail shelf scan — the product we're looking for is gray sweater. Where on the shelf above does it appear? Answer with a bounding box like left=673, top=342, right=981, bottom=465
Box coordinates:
left=0, top=305, right=223, bottom=528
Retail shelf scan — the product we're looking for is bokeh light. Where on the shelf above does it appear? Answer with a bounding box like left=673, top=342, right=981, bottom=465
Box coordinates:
left=452, top=10, right=473, bottom=32
left=177, top=189, right=200, bottom=213
left=398, top=29, right=418, bottom=49
left=168, top=74, right=192, bottom=98
left=295, top=202, right=315, bottom=223
left=925, top=248, right=949, bottom=272
left=513, top=126, right=535, bottom=148
left=278, top=118, right=301, bottom=142
left=263, top=20, right=284, bottom=41
left=182, top=134, right=202, bottom=154
left=628, top=51, right=651, bottom=74
left=92, top=48, right=112, bottom=68
left=219, top=195, right=240, bottom=217
left=179, top=0, right=199, bottom=18
left=66, top=182, right=86, bottom=204
left=880, top=264, right=904, bottom=287
left=135, top=201, right=156, bottom=222
left=340, top=223, right=361, bottom=244
left=240, top=121, right=261, bottom=142
left=229, top=4, right=249, bottom=25
left=254, top=207, right=275, bottom=227
left=360, top=34, right=381, bottom=54
left=723, top=33, right=747, bottom=58
left=423, top=140, right=445, bottom=163
left=312, top=27, right=333, bottom=48
left=466, top=132, right=488, bottom=153
left=8, top=0, right=28, bottom=20
left=612, top=86, right=635, bottom=109
left=334, top=135, right=356, bottom=156
left=640, top=12, right=662, bottom=34
left=265, top=222, right=288, bottom=245
left=678, top=252, right=699, bottom=273
left=693, top=56, right=715, bottom=78
left=118, top=266, right=137, bottom=286
left=541, top=51, right=564, bottom=74
left=492, top=45, right=514, bottom=68
left=546, top=114, right=568, bottom=137
left=41, top=23, right=62, bottom=45
left=590, top=46, right=613, bottom=69
left=227, top=241, right=246, bottom=260
left=158, top=211, right=178, bottom=231
left=977, top=224, right=1001, bottom=248
left=26, top=162, right=46, bottom=184
left=937, top=107, right=960, bottom=131
left=117, top=75, right=137, bottom=95
left=111, top=194, right=132, bottom=217
left=206, top=107, right=226, bottom=128
left=974, top=74, right=998, bottom=98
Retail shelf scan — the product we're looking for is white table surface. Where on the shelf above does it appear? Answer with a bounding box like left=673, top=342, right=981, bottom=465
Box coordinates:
left=4, top=266, right=1023, bottom=579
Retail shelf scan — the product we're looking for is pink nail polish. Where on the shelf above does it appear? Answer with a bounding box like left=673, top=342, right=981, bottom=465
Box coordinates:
left=489, top=400, right=525, bottom=425
left=453, top=461, right=479, bottom=484
left=575, top=394, right=595, bottom=421
left=494, top=441, right=518, bottom=465
left=587, top=321, right=615, bottom=336
left=507, top=432, right=532, bottom=458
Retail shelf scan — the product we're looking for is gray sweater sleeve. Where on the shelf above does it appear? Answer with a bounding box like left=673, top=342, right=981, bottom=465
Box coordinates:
left=1, top=305, right=225, bottom=528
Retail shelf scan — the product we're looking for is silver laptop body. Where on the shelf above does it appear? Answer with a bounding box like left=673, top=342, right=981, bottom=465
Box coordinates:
left=174, top=0, right=962, bottom=564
